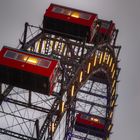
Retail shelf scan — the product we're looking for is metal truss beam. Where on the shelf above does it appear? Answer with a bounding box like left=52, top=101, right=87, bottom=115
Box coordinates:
left=70, top=133, right=92, bottom=140
left=0, top=86, right=13, bottom=105
left=76, top=98, right=110, bottom=109
left=0, top=128, right=36, bottom=140
left=79, top=89, right=108, bottom=99
left=4, top=97, right=51, bottom=114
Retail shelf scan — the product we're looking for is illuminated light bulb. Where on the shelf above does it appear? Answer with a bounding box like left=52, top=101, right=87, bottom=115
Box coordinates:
left=27, top=48, right=31, bottom=51
left=79, top=71, right=83, bottom=82
left=50, top=41, right=53, bottom=49
left=94, top=54, right=97, bottom=66
left=51, top=122, right=55, bottom=133
left=103, top=52, right=107, bottom=63
left=23, top=56, right=28, bottom=61
left=61, top=101, right=65, bottom=113
left=111, top=63, right=115, bottom=73
left=99, top=52, right=103, bottom=64
left=61, top=43, right=65, bottom=53
left=107, top=54, right=110, bottom=65
left=108, top=124, right=112, bottom=131
left=54, top=41, right=59, bottom=50
left=71, top=12, right=80, bottom=18
left=43, top=40, right=46, bottom=48
left=94, top=118, right=99, bottom=122
left=90, top=117, right=99, bottom=122
left=112, top=70, right=116, bottom=79
left=111, top=100, right=115, bottom=107
left=112, top=88, right=116, bottom=97
left=109, top=112, right=113, bottom=118
left=71, top=85, right=75, bottom=97
left=36, top=39, right=41, bottom=53
left=27, top=57, right=38, bottom=64
left=109, top=57, right=113, bottom=67
left=87, top=62, right=91, bottom=74
left=112, top=80, right=116, bottom=88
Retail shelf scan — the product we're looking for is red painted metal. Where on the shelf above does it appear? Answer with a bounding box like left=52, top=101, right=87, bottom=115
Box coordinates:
left=44, top=3, right=97, bottom=27
left=76, top=114, right=105, bottom=129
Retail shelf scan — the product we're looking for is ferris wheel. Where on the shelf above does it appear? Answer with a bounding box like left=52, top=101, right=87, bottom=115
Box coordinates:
left=0, top=3, right=121, bottom=140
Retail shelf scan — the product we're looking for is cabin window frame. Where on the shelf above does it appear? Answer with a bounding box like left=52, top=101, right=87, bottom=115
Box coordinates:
left=4, top=50, right=52, bottom=69
left=52, top=6, right=91, bottom=20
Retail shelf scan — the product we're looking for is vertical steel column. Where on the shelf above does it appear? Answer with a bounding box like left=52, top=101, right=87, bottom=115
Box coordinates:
left=21, top=22, right=28, bottom=50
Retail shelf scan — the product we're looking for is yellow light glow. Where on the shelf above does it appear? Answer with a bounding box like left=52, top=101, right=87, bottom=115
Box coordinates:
left=103, top=52, right=107, bottom=63
left=71, top=85, right=75, bottom=97
left=112, top=88, right=116, bottom=97
left=54, top=41, right=59, bottom=50
left=61, top=101, right=65, bottom=113
left=87, top=62, right=91, bottom=74
left=111, top=63, right=115, bottom=73
left=111, top=100, right=115, bottom=107
left=109, top=112, right=113, bottom=118
left=99, top=52, right=103, bottom=64
left=79, top=71, right=83, bottom=82
left=109, top=57, right=113, bottom=67
left=51, top=122, right=55, bottom=133
left=43, top=40, right=46, bottom=48
left=91, top=117, right=99, bottom=123
left=23, top=56, right=28, bottom=61
left=112, top=80, right=116, bottom=88
left=36, top=39, right=41, bottom=53
left=112, top=70, right=116, bottom=79
left=94, top=54, right=97, bottom=66
left=107, top=54, right=110, bottom=65
left=27, top=57, right=38, bottom=64
left=61, top=43, right=65, bottom=53
left=108, top=125, right=112, bottom=131
left=71, top=12, right=80, bottom=18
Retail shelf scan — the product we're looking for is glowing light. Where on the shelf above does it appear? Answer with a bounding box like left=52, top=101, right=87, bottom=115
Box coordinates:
left=23, top=56, right=28, bottom=61
left=91, top=117, right=99, bottom=123
left=27, top=57, right=38, bottom=64
left=36, top=39, right=41, bottom=53
left=99, top=52, right=103, bottom=64
left=41, top=40, right=46, bottom=53
left=61, top=101, right=65, bottom=112
left=51, top=122, right=55, bottom=133
left=111, top=63, right=115, bottom=73
left=109, top=112, right=113, bottom=119
left=71, top=85, right=75, bottom=97
left=107, top=54, right=110, bottom=65
left=103, top=52, right=107, bottom=63
left=94, top=54, right=97, bottom=66
left=112, top=70, right=116, bottom=79
left=71, top=12, right=80, bottom=18
left=109, top=57, right=113, bottom=67
left=112, top=80, right=116, bottom=88
left=61, top=43, right=65, bottom=53
left=111, top=100, right=115, bottom=107
left=112, top=88, right=116, bottom=97
left=87, top=62, right=91, bottom=74
left=79, top=71, right=83, bottom=82
left=60, top=101, right=65, bottom=113
left=108, top=124, right=112, bottom=131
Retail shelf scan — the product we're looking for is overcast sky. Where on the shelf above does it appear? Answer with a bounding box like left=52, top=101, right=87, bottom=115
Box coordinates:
left=0, top=0, right=140, bottom=140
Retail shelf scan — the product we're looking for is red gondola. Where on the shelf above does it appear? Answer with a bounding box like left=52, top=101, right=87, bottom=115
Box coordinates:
left=75, top=113, right=108, bottom=138
left=0, top=46, right=59, bottom=95
left=43, top=3, right=98, bottom=42
left=94, top=19, right=115, bottom=43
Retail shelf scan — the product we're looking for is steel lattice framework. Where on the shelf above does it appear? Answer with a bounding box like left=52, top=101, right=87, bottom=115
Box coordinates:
left=0, top=22, right=121, bottom=140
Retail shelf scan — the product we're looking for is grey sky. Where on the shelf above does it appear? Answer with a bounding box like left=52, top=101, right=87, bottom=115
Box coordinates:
left=0, top=0, right=140, bottom=140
